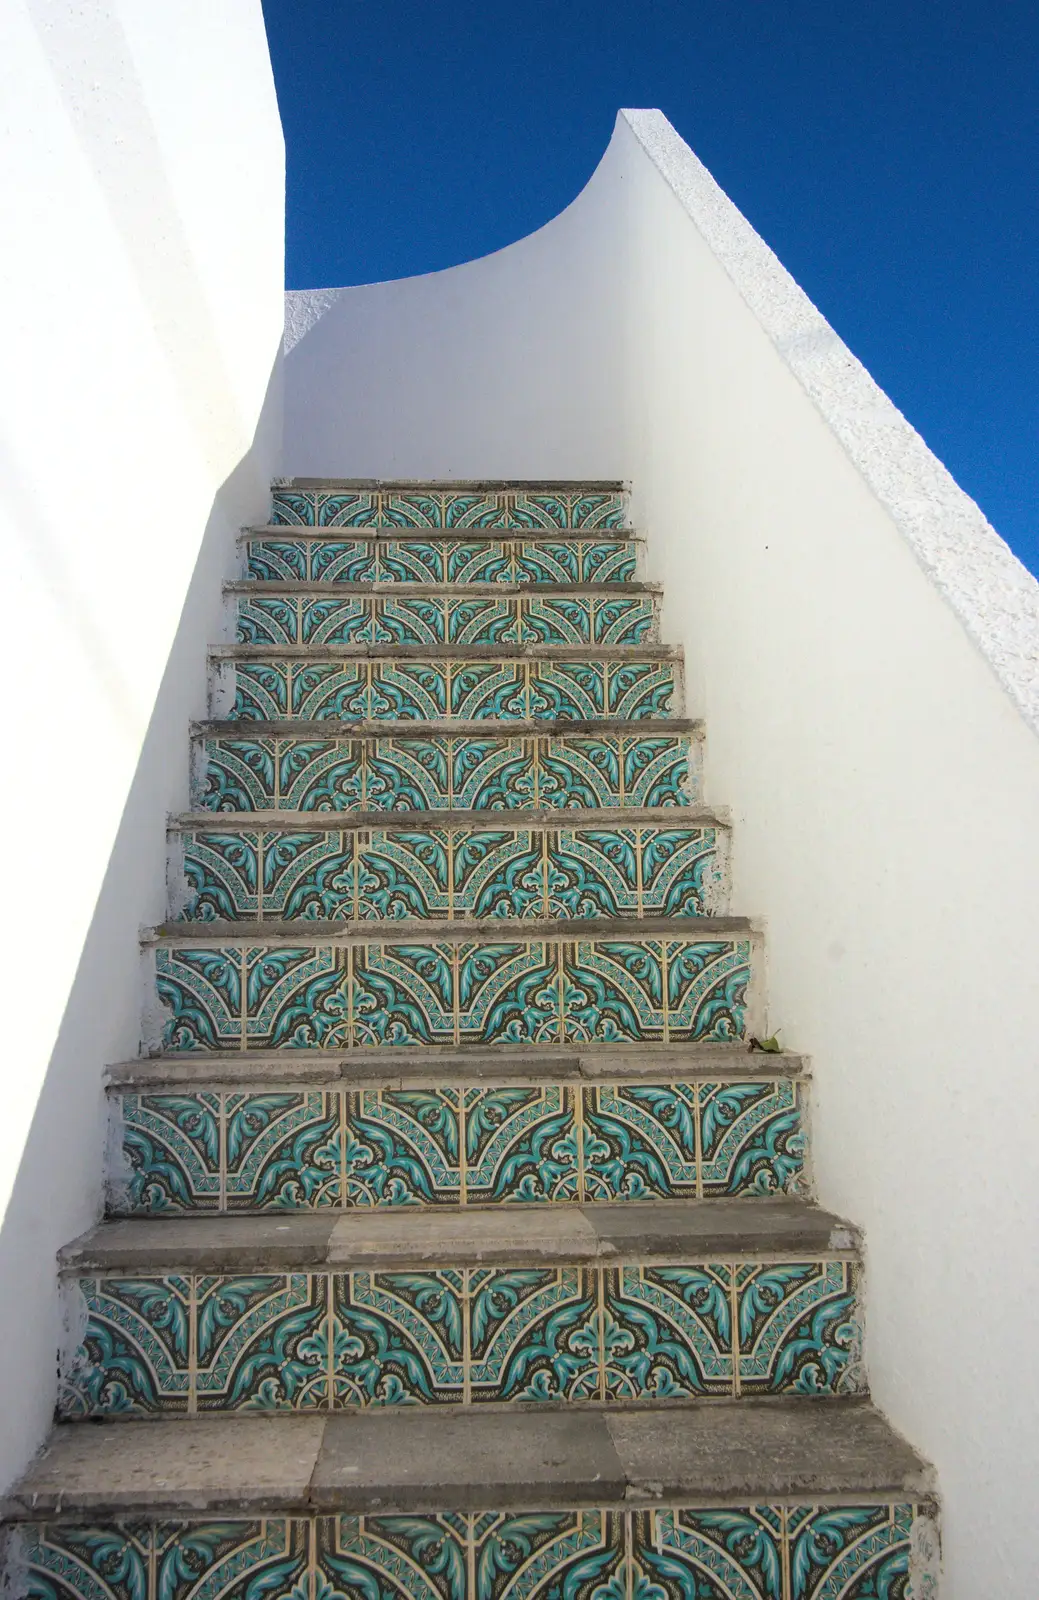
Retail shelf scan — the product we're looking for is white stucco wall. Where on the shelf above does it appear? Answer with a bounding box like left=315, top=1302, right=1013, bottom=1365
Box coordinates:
left=0, top=0, right=284, bottom=1490
left=285, top=113, right=1039, bottom=1596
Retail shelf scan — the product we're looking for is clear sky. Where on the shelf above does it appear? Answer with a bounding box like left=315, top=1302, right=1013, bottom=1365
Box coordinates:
left=260, top=0, right=1038, bottom=575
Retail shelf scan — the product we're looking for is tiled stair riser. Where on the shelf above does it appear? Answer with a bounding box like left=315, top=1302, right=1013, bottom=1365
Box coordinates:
left=246, top=535, right=641, bottom=585
left=59, top=1257, right=861, bottom=1415
left=192, top=729, right=702, bottom=813
left=211, top=653, right=680, bottom=723
left=234, top=590, right=658, bottom=646
left=110, top=1078, right=807, bottom=1213
left=16, top=1501, right=932, bottom=1600
left=150, top=935, right=757, bottom=1052
left=169, top=822, right=729, bottom=924
left=269, top=488, right=630, bottom=528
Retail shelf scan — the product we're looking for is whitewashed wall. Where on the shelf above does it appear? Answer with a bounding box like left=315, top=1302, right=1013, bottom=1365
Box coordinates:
left=0, top=0, right=284, bottom=1490
left=285, top=111, right=1039, bottom=1597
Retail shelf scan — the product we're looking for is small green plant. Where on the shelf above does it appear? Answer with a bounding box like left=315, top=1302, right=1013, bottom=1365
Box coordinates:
left=749, top=1032, right=783, bottom=1054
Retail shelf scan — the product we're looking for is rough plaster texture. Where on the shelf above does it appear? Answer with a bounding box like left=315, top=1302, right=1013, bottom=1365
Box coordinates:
left=284, top=112, right=1039, bottom=1595
left=0, top=0, right=283, bottom=1492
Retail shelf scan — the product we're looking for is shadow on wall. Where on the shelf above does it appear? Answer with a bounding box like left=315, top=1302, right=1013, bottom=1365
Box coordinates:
left=0, top=357, right=280, bottom=1488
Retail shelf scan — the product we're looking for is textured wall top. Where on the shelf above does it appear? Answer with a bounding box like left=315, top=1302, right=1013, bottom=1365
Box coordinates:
left=622, top=108, right=1039, bottom=739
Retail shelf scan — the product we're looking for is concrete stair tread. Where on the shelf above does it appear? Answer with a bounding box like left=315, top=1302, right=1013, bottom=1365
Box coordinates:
left=243, top=527, right=641, bottom=543
left=227, top=580, right=661, bottom=596
left=147, top=913, right=754, bottom=943
left=5, top=1402, right=933, bottom=1518
left=272, top=479, right=629, bottom=490
left=108, top=1040, right=805, bottom=1088
left=60, top=1200, right=854, bottom=1273
left=194, top=715, right=701, bottom=737
left=212, top=643, right=678, bottom=660
left=170, top=804, right=725, bottom=831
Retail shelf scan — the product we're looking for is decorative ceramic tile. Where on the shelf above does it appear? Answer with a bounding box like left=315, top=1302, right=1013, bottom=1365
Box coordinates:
left=193, top=731, right=699, bottom=813
left=111, top=1077, right=803, bottom=1216
left=194, top=1273, right=330, bottom=1411
left=581, top=1083, right=701, bottom=1202
left=463, top=1085, right=579, bottom=1203
left=246, top=536, right=639, bottom=586
left=698, top=1079, right=806, bottom=1197
left=118, top=1093, right=221, bottom=1212
left=602, top=1264, right=735, bottom=1400
left=734, top=1261, right=862, bottom=1396
left=269, top=488, right=628, bottom=529
left=346, top=1088, right=464, bottom=1206
left=235, top=592, right=656, bottom=649
left=224, top=1092, right=343, bottom=1209
left=467, top=1266, right=600, bottom=1403
left=61, top=1277, right=192, bottom=1416
left=155, top=936, right=750, bottom=1052
left=19, top=1506, right=918, bottom=1600
left=333, top=1270, right=466, bottom=1407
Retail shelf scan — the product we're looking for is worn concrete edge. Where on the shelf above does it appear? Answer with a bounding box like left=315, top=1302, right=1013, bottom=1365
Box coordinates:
left=141, top=912, right=759, bottom=944
left=620, top=106, right=1039, bottom=740
left=167, top=803, right=729, bottom=831
left=190, top=716, right=705, bottom=737
left=239, top=526, right=643, bottom=541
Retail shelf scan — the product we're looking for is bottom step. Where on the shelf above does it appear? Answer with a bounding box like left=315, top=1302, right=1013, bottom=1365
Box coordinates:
left=4, top=1405, right=939, bottom=1597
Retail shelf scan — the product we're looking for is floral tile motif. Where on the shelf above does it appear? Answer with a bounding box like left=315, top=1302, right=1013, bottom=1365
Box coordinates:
left=464, top=1085, right=579, bottom=1203
left=318, top=1513, right=469, bottom=1600
left=699, top=1079, right=806, bottom=1197
left=175, top=824, right=721, bottom=924
left=247, top=536, right=639, bottom=585
left=193, top=732, right=699, bottom=813
left=467, top=1266, right=600, bottom=1403
left=61, top=1277, right=192, bottom=1416
left=155, top=937, right=750, bottom=1052
left=472, top=1510, right=625, bottom=1600
left=19, top=1506, right=918, bottom=1600
left=111, top=1078, right=804, bottom=1216
left=333, top=1270, right=466, bottom=1407
left=224, top=1092, right=343, bottom=1210
left=346, top=1088, right=464, bottom=1206
left=735, top=1261, right=862, bottom=1396
left=118, top=1093, right=221, bottom=1212
left=224, top=655, right=674, bottom=725
left=268, top=488, right=628, bottom=529
left=61, top=1258, right=858, bottom=1414
left=234, top=593, right=656, bottom=648
left=602, top=1264, right=735, bottom=1401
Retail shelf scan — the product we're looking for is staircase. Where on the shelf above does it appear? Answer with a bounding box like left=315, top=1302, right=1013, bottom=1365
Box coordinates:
left=2, top=482, right=938, bottom=1598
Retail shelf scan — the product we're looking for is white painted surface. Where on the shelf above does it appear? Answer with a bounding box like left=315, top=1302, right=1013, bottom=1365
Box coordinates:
left=0, top=0, right=283, bottom=1489
left=286, top=112, right=1039, bottom=1595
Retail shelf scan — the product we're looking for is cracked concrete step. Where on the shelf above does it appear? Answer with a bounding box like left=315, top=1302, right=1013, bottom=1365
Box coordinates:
left=55, top=1203, right=864, bottom=1418
left=108, top=1038, right=806, bottom=1086
left=167, top=807, right=731, bottom=926
left=190, top=719, right=703, bottom=813
left=228, top=586, right=661, bottom=649
left=106, top=1057, right=808, bottom=1216
left=63, top=1201, right=855, bottom=1273
left=4, top=1402, right=935, bottom=1517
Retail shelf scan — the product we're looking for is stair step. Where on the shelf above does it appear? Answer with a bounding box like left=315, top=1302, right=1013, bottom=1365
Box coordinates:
left=56, top=1202, right=863, bottom=1417
left=168, top=809, right=729, bottom=924
left=266, top=485, right=629, bottom=530
left=192, top=721, right=702, bottom=812
left=230, top=585, right=659, bottom=647
left=146, top=920, right=758, bottom=1053
left=245, top=533, right=641, bottom=585
left=210, top=646, right=680, bottom=726
left=109, top=1068, right=806, bottom=1214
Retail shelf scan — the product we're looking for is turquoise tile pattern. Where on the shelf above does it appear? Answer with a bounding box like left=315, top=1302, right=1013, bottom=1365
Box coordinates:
left=113, top=1078, right=806, bottom=1214
left=59, top=1257, right=860, bottom=1414
left=19, top=1503, right=923, bottom=1600
left=193, top=729, right=700, bottom=812
left=175, top=821, right=724, bottom=923
left=268, top=487, right=629, bottom=528
left=154, top=936, right=752, bottom=1051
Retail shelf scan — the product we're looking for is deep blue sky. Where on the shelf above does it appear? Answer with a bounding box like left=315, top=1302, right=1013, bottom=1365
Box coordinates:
left=261, top=0, right=1038, bottom=575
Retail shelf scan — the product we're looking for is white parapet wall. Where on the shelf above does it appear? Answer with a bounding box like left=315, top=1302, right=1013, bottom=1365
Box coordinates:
left=0, top=0, right=284, bottom=1488
left=285, top=110, right=1039, bottom=1597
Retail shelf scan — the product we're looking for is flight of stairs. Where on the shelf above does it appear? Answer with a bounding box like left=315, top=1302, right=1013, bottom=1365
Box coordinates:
left=1, top=483, right=938, bottom=1598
